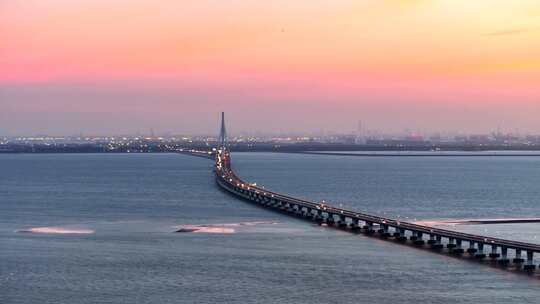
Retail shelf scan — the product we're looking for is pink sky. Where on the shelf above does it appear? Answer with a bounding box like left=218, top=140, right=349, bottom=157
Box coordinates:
left=1, top=0, right=539, bottom=135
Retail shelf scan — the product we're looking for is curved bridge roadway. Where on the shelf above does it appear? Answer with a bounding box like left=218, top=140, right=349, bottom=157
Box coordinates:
left=214, top=150, right=540, bottom=273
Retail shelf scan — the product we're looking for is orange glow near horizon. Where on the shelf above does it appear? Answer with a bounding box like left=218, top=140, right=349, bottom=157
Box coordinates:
left=1, top=0, right=540, bottom=134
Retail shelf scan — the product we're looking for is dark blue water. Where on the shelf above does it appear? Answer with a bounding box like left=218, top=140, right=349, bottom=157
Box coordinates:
left=1, top=153, right=540, bottom=303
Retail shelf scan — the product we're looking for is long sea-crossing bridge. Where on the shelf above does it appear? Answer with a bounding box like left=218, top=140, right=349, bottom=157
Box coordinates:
left=188, top=113, right=540, bottom=274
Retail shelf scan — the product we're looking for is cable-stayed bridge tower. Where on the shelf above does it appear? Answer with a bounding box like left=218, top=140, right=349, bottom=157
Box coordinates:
left=218, top=112, right=227, bottom=150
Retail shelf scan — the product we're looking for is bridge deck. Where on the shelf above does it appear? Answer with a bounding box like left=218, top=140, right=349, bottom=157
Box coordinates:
left=214, top=152, right=540, bottom=256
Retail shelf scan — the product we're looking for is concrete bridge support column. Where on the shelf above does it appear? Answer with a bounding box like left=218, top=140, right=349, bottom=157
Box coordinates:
left=475, top=243, right=486, bottom=259
left=498, top=247, right=510, bottom=266
left=392, top=227, right=401, bottom=238
left=467, top=241, right=477, bottom=254
left=326, top=214, right=335, bottom=225
left=377, top=225, right=384, bottom=234
left=337, top=215, right=347, bottom=228
left=380, top=224, right=391, bottom=238
left=452, top=239, right=464, bottom=254
left=524, top=251, right=536, bottom=271
left=314, top=210, right=324, bottom=224
left=489, top=245, right=500, bottom=259
left=447, top=238, right=456, bottom=249
left=413, top=232, right=425, bottom=245
left=431, top=235, right=444, bottom=249
left=283, top=203, right=292, bottom=212
left=364, top=222, right=375, bottom=234
left=351, top=219, right=360, bottom=230
left=289, top=204, right=297, bottom=213
left=395, top=228, right=407, bottom=242
left=513, top=249, right=524, bottom=264
left=287, top=204, right=296, bottom=213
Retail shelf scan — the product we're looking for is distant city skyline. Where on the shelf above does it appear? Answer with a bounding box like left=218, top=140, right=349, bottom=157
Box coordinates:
left=2, top=1, right=540, bottom=135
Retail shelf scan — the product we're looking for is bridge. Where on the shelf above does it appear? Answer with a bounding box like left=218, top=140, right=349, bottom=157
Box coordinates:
left=206, top=113, right=540, bottom=273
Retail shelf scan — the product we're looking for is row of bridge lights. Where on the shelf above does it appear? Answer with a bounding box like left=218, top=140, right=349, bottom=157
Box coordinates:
left=221, top=171, right=509, bottom=246
left=217, top=161, right=505, bottom=244
left=217, top=151, right=535, bottom=266
left=234, top=182, right=274, bottom=197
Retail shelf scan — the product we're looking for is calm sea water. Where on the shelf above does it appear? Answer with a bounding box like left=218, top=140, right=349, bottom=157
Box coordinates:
left=1, top=153, right=540, bottom=303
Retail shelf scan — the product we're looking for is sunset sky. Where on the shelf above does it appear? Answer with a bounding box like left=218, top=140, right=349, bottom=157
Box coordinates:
left=1, top=0, right=539, bottom=135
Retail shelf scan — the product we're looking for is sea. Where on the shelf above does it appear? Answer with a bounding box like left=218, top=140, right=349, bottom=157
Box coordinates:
left=1, top=152, right=540, bottom=303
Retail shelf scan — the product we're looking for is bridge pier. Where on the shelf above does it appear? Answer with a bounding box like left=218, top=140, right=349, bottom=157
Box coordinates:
left=351, top=219, right=361, bottom=231
left=299, top=205, right=306, bottom=216
left=363, top=222, right=375, bottom=234
left=513, top=249, right=525, bottom=264
left=498, top=247, right=510, bottom=266
left=288, top=204, right=297, bottom=214
left=431, top=235, right=444, bottom=250
left=489, top=245, right=500, bottom=259
left=395, top=228, right=407, bottom=242
left=382, top=225, right=392, bottom=238
left=326, top=213, right=335, bottom=225
left=284, top=203, right=293, bottom=213
left=282, top=203, right=291, bottom=212
left=392, top=227, right=401, bottom=238
left=475, top=243, right=486, bottom=259
left=314, top=210, right=324, bottom=224
left=447, top=238, right=456, bottom=249
left=524, top=251, right=536, bottom=272
left=452, top=239, right=464, bottom=254
left=412, top=232, right=425, bottom=245
left=336, top=215, right=346, bottom=228
left=377, top=224, right=391, bottom=238
left=467, top=241, right=478, bottom=254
